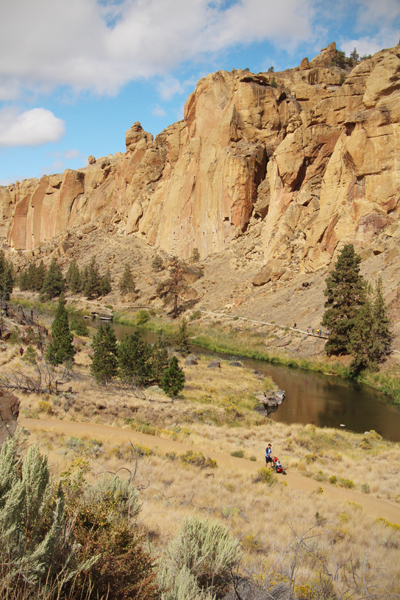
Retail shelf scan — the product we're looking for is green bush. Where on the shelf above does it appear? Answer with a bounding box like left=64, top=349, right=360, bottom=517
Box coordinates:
left=339, top=478, right=355, bottom=489
left=179, top=450, right=217, bottom=469
left=157, top=515, right=241, bottom=600
left=135, top=309, right=150, bottom=325
left=231, top=450, right=245, bottom=458
left=329, top=475, right=337, bottom=485
left=361, top=483, right=371, bottom=494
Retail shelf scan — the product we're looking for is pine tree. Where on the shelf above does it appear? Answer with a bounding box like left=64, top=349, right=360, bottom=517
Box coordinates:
left=160, top=356, right=185, bottom=396
left=101, top=268, right=112, bottom=296
left=70, top=311, right=89, bottom=336
left=18, top=269, right=29, bottom=291
left=84, top=256, right=102, bottom=300
left=46, top=294, right=75, bottom=365
left=90, top=323, right=118, bottom=383
left=322, top=244, right=365, bottom=355
left=151, top=335, right=169, bottom=384
left=0, top=250, right=13, bottom=300
left=176, top=317, right=191, bottom=356
left=119, top=264, right=136, bottom=295
left=67, top=259, right=81, bottom=294
left=349, top=293, right=376, bottom=375
left=26, top=261, right=36, bottom=289
left=371, top=277, right=392, bottom=362
left=33, top=260, right=47, bottom=291
left=40, top=258, right=65, bottom=301
left=117, top=332, right=153, bottom=385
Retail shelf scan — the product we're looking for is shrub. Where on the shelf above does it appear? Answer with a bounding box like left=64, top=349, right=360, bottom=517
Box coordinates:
left=179, top=450, right=217, bottom=469
left=22, top=344, right=37, bottom=364
left=339, top=478, right=355, bottom=489
left=231, top=450, right=245, bottom=458
left=190, top=310, right=202, bottom=321
left=329, top=475, right=337, bottom=485
left=37, top=400, right=53, bottom=414
left=152, top=254, right=164, bottom=272
left=161, top=356, right=186, bottom=397
left=361, top=483, right=371, bottom=494
left=135, top=309, right=150, bottom=325
left=253, top=467, right=277, bottom=485
left=0, top=440, right=96, bottom=596
left=70, top=311, right=89, bottom=336
left=157, top=515, right=241, bottom=600
left=249, top=455, right=257, bottom=462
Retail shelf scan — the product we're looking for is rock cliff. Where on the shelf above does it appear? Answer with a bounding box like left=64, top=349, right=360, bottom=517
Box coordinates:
left=2, top=42, right=400, bottom=280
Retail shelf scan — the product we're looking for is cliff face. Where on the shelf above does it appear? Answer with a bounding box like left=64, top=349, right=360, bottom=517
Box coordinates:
left=2, top=42, right=400, bottom=277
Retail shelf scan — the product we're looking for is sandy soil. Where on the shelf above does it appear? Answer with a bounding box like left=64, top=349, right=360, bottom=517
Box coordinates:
left=21, top=416, right=400, bottom=524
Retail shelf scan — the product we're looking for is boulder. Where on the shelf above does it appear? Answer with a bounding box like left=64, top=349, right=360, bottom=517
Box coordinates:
left=185, top=357, right=198, bottom=366
left=207, top=360, right=221, bottom=369
left=0, top=387, right=20, bottom=446
left=229, top=361, right=243, bottom=367
left=88, top=155, right=96, bottom=165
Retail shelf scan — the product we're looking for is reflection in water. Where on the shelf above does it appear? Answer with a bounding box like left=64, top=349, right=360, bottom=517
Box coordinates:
left=96, top=322, right=400, bottom=442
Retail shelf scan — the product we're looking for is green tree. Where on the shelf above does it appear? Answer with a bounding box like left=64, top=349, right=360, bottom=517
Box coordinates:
left=371, top=277, right=392, bottom=363
left=84, top=256, right=102, bottom=300
left=176, top=317, right=191, bottom=356
left=70, top=311, right=89, bottom=336
left=151, top=335, right=169, bottom=384
left=322, top=245, right=365, bottom=356
left=90, top=323, right=118, bottom=383
left=160, top=356, right=185, bottom=396
left=0, top=250, right=13, bottom=300
left=40, top=258, right=65, bottom=301
left=67, top=259, right=81, bottom=294
left=118, top=332, right=153, bottom=385
left=26, top=261, right=36, bottom=289
left=101, top=268, right=112, bottom=296
left=46, top=294, right=75, bottom=365
left=349, top=293, right=375, bottom=375
left=33, top=260, right=47, bottom=291
left=119, top=263, right=136, bottom=295
left=18, top=269, right=29, bottom=291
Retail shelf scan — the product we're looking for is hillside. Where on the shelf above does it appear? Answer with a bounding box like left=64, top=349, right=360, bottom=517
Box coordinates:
left=3, top=42, right=400, bottom=357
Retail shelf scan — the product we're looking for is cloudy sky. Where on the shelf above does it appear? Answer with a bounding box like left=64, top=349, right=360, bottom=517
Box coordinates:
left=1, top=0, right=399, bottom=183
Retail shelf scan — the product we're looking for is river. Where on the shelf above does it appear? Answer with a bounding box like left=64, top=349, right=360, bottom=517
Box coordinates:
left=95, top=321, right=400, bottom=442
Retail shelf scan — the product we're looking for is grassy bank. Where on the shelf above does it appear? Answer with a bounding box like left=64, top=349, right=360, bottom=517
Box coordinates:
left=114, top=310, right=400, bottom=405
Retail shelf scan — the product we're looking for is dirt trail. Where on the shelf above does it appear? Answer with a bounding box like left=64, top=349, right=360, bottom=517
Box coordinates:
left=21, top=417, right=400, bottom=524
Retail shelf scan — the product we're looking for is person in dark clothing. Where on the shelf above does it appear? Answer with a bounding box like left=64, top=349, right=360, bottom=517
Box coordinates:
left=265, top=443, right=273, bottom=466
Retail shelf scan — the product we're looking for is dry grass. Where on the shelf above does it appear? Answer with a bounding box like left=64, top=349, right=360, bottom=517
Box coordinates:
left=25, top=427, right=400, bottom=599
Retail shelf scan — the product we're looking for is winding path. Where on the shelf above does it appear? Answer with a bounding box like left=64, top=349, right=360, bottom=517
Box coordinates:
left=21, top=417, right=400, bottom=524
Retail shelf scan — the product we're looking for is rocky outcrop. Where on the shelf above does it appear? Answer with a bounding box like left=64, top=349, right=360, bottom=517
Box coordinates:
left=2, top=44, right=400, bottom=279
left=0, top=387, right=20, bottom=446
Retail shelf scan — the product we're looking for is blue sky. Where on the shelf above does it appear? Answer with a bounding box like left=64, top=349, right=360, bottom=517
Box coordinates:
left=1, top=0, right=400, bottom=184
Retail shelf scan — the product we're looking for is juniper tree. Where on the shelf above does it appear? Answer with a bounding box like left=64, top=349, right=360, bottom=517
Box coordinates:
left=117, top=331, right=153, bottom=385
left=151, top=335, right=169, bottom=384
left=0, top=250, right=13, bottom=300
left=349, top=292, right=375, bottom=375
left=119, top=263, right=136, bottom=295
left=371, top=277, right=392, bottom=363
left=160, top=356, right=185, bottom=396
left=176, top=317, right=191, bottom=356
left=33, top=260, right=47, bottom=291
left=66, top=259, right=81, bottom=294
left=101, top=267, right=112, bottom=296
left=46, top=293, right=75, bottom=366
left=84, top=256, right=102, bottom=299
left=40, top=258, right=65, bottom=301
left=322, top=244, right=365, bottom=355
left=90, top=323, right=118, bottom=383
left=70, top=311, right=89, bottom=336
left=152, top=254, right=164, bottom=272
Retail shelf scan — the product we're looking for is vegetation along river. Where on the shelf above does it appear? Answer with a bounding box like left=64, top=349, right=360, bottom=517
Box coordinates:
left=98, top=321, right=400, bottom=442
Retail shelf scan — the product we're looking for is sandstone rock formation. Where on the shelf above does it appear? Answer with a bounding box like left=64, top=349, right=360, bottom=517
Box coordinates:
left=2, top=43, right=400, bottom=281
left=0, top=387, right=20, bottom=446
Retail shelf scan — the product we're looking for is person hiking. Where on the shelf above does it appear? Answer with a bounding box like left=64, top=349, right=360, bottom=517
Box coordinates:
left=265, top=443, right=273, bottom=466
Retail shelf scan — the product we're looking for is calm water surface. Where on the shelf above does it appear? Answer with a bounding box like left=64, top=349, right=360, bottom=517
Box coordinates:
left=99, top=322, right=400, bottom=442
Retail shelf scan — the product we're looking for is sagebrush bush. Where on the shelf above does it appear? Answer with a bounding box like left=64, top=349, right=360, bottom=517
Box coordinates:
left=158, top=515, right=241, bottom=600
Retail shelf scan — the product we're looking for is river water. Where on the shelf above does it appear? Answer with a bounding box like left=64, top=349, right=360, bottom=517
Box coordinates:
left=96, top=321, right=400, bottom=442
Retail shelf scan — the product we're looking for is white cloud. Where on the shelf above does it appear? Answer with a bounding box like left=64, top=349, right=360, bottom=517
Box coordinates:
left=0, top=0, right=314, bottom=99
left=158, top=77, right=184, bottom=100
left=341, top=38, right=384, bottom=57
left=152, top=105, right=167, bottom=117
left=64, top=148, right=81, bottom=159
left=0, top=107, right=65, bottom=147
left=39, top=159, right=64, bottom=177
